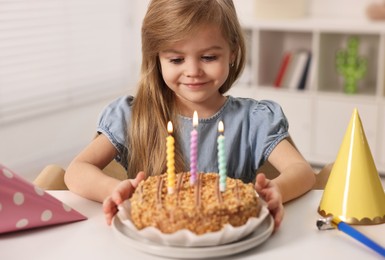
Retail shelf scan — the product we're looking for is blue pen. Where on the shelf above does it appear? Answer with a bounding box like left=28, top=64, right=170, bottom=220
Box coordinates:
left=317, top=216, right=385, bottom=257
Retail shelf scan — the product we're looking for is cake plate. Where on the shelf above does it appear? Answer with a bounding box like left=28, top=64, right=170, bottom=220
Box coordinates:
left=112, top=213, right=274, bottom=259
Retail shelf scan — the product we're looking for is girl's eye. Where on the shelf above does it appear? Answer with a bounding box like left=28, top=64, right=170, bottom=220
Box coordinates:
left=202, top=55, right=217, bottom=62
left=169, top=58, right=184, bottom=64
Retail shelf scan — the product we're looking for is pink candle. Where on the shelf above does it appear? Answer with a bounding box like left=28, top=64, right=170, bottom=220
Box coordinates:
left=190, top=111, right=198, bottom=185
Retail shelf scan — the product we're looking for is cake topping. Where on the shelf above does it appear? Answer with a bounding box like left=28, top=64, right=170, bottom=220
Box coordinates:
left=156, top=175, right=164, bottom=208
left=194, top=173, right=203, bottom=208
left=216, top=174, right=223, bottom=204
left=235, top=179, right=241, bottom=203
left=176, top=171, right=185, bottom=206
left=129, top=172, right=260, bottom=235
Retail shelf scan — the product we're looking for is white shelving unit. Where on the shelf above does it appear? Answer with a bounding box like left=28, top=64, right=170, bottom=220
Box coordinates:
left=229, top=18, right=385, bottom=173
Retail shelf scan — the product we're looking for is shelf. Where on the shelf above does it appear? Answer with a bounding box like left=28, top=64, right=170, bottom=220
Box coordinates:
left=318, top=32, right=379, bottom=95
left=231, top=18, right=385, bottom=172
left=240, top=17, right=385, bottom=33
left=258, top=30, right=312, bottom=88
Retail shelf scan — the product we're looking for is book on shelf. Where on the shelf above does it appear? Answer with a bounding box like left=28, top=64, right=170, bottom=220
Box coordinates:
left=298, top=52, right=312, bottom=90
left=280, top=52, right=298, bottom=88
left=286, top=50, right=310, bottom=90
left=273, top=52, right=291, bottom=88
left=274, top=50, right=311, bottom=90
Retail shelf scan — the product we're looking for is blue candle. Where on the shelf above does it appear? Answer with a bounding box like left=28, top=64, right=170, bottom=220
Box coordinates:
left=217, top=121, right=226, bottom=192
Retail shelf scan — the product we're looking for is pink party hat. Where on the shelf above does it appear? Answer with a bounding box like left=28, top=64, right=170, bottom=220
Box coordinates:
left=0, top=164, right=87, bottom=234
left=318, top=109, right=385, bottom=224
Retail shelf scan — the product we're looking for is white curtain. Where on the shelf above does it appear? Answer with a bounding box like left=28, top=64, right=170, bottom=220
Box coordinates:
left=0, top=0, right=132, bottom=124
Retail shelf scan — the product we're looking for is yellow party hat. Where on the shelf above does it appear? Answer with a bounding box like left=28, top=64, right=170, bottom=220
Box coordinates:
left=318, top=108, right=385, bottom=225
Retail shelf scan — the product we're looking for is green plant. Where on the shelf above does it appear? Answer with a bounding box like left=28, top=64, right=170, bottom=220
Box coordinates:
left=335, top=37, right=367, bottom=94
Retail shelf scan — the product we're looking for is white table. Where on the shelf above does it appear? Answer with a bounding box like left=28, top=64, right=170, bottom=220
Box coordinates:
left=1, top=189, right=384, bottom=260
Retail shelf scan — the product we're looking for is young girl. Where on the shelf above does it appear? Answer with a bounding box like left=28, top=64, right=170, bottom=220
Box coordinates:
left=65, top=0, right=316, bottom=230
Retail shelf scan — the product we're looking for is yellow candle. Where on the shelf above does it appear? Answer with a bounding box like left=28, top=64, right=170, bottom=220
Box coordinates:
left=166, top=121, right=175, bottom=194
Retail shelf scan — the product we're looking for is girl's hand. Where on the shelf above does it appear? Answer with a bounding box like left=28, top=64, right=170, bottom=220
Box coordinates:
left=255, top=173, right=284, bottom=231
left=103, top=171, right=145, bottom=225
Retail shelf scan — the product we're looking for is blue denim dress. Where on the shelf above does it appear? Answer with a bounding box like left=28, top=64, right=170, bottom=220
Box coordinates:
left=97, top=95, right=289, bottom=183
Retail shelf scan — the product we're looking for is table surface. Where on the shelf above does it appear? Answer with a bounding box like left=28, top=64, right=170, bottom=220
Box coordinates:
left=1, top=182, right=385, bottom=260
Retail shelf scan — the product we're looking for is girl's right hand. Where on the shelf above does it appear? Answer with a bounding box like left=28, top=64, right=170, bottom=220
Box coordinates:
left=103, top=171, right=145, bottom=225
left=254, top=173, right=284, bottom=231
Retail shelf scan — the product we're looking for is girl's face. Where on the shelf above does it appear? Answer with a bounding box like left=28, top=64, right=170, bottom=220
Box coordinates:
left=159, top=25, right=234, bottom=117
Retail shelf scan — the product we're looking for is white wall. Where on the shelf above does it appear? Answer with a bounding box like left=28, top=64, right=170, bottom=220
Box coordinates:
left=0, top=0, right=139, bottom=181
left=0, top=97, right=120, bottom=181
left=2, top=0, right=375, bottom=181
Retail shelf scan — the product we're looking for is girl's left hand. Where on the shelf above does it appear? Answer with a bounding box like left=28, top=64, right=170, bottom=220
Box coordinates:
left=103, top=171, right=145, bottom=225
left=255, top=173, right=284, bottom=231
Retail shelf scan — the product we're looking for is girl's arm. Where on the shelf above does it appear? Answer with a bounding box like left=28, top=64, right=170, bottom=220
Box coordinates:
left=268, top=138, right=316, bottom=203
left=255, top=138, right=316, bottom=229
left=64, top=134, right=122, bottom=202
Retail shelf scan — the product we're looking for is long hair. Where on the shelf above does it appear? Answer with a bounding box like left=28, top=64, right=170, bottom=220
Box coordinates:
left=126, top=0, right=246, bottom=179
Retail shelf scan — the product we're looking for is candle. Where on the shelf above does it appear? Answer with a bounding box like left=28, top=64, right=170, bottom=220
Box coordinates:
left=190, top=111, right=198, bottom=185
left=166, top=121, right=175, bottom=194
left=217, top=121, right=226, bottom=192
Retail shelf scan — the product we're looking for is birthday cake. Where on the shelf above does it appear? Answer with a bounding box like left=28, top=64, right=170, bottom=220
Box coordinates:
left=129, top=172, right=261, bottom=235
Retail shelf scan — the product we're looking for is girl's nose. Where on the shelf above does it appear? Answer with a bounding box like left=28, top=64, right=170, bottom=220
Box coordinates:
left=184, top=60, right=202, bottom=77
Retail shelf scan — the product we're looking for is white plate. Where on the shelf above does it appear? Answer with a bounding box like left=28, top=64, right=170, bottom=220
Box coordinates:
left=116, top=200, right=270, bottom=247
left=112, top=213, right=274, bottom=259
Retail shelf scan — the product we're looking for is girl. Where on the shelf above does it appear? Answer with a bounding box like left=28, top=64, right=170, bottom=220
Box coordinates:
left=64, top=0, right=316, bottom=230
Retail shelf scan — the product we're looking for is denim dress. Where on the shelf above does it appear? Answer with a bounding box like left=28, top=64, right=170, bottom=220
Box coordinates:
left=97, top=95, right=289, bottom=183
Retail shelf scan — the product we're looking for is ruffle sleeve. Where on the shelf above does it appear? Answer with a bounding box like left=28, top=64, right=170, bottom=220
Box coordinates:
left=96, top=96, right=133, bottom=169
left=249, top=100, right=289, bottom=169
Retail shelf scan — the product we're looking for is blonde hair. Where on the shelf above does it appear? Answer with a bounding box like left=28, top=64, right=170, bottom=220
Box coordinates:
left=127, top=0, right=246, bottom=179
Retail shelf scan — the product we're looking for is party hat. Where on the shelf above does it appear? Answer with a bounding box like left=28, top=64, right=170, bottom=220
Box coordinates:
left=0, top=164, right=87, bottom=234
left=318, top=108, right=385, bottom=225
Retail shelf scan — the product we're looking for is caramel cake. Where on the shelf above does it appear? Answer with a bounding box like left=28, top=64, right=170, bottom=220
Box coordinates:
left=129, top=172, right=261, bottom=235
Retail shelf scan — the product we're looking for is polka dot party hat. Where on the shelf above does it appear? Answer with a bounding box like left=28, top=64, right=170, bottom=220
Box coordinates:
left=0, top=164, right=87, bottom=234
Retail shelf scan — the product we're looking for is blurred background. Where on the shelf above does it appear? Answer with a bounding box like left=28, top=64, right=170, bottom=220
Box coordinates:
left=0, top=0, right=380, bottom=181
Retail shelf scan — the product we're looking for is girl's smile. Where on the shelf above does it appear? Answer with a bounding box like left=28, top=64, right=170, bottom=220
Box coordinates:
left=182, top=81, right=208, bottom=89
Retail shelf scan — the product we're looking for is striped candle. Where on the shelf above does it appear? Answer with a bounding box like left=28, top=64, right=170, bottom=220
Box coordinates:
left=190, top=111, right=198, bottom=185
left=166, top=121, right=175, bottom=194
left=217, top=120, right=226, bottom=192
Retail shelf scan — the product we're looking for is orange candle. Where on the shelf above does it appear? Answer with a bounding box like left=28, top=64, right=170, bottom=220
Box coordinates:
left=166, top=121, right=175, bottom=194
